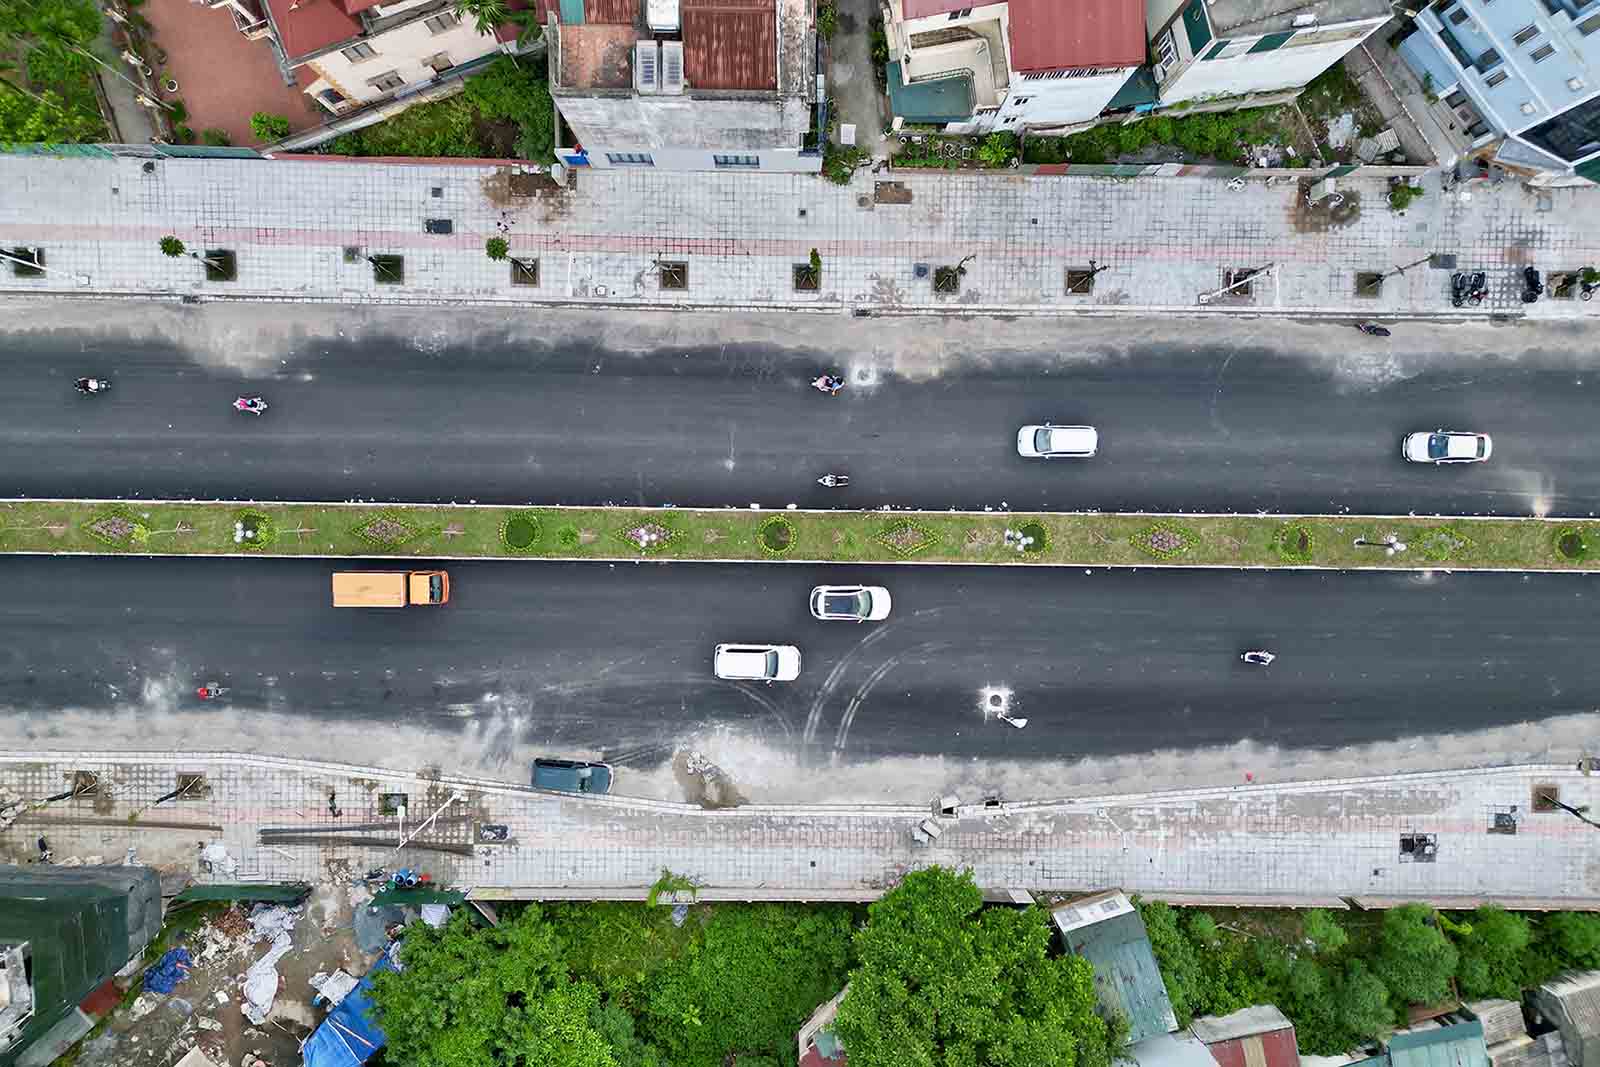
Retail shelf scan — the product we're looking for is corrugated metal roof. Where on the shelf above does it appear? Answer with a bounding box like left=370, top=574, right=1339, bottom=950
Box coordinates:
left=1004, top=0, right=1147, bottom=73
left=1193, top=1006, right=1296, bottom=1044
left=1061, top=909, right=1178, bottom=1044
left=681, top=0, right=776, bottom=90
left=1389, top=1020, right=1491, bottom=1067
left=1467, top=1001, right=1529, bottom=1049
left=585, top=0, right=639, bottom=24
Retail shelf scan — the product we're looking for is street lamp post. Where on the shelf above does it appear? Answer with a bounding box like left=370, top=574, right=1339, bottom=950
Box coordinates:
left=1354, top=533, right=1407, bottom=556
left=0, top=248, right=90, bottom=286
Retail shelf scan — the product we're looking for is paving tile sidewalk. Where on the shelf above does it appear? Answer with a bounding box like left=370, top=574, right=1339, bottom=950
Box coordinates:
left=2, top=155, right=1599, bottom=317
left=4, top=752, right=1597, bottom=906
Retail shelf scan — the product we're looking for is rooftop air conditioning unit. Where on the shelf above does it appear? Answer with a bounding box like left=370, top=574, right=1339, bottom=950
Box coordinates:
left=1570, top=76, right=1586, bottom=91
left=661, top=40, right=685, bottom=93
left=635, top=41, right=660, bottom=94
left=648, top=0, right=681, bottom=32
left=1292, top=12, right=1317, bottom=26
left=1520, top=100, right=1536, bottom=114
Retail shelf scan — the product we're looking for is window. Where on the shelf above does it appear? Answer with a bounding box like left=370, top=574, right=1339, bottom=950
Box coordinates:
left=342, top=41, right=377, bottom=62
left=318, top=87, right=346, bottom=107
left=424, top=11, right=460, bottom=33
left=1449, top=7, right=1470, bottom=23
left=1512, top=23, right=1539, bottom=43
left=606, top=152, right=654, bottom=165
left=1475, top=47, right=1501, bottom=71
left=712, top=153, right=759, bottom=167
left=1530, top=42, right=1556, bottom=61
left=1010, top=95, right=1031, bottom=106
left=946, top=7, right=972, bottom=17
left=1485, top=68, right=1508, bottom=86
left=367, top=70, right=404, bottom=91
left=426, top=51, right=454, bottom=73
left=1155, top=29, right=1177, bottom=66
left=1582, top=10, right=1600, bottom=31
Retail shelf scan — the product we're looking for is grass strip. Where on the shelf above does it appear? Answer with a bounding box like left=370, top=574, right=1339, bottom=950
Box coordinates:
left=0, top=500, right=1595, bottom=571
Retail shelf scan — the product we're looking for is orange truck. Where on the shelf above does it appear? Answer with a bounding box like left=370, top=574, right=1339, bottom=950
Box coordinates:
left=331, top=571, right=450, bottom=608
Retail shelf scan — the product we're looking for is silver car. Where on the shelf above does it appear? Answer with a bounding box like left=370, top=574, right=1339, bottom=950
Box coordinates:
left=1017, top=424, right=1098, bottom=458
left=809, top=585, right=893, bottom=622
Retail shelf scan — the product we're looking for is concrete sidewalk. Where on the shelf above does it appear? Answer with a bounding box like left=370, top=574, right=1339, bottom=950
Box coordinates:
left=2, top=154, right=1598, bottom=317
left=4, top=752, right=1596, bottom=906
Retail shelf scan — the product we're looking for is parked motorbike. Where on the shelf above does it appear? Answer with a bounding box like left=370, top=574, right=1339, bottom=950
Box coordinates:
left=817, top=473, right=850, bottom=487
left=233, top=396, right=268, bottom=416
left=1355, top=321, right=1391, bottom=337
left=74, top=377, right=109, bottom=395
left=1467, top=271, right=1487, bottom=306
left=811, top=374, right=843, bottom=396
left=1522, top=266, right=1544, bottom=304
left=1241, top=650, right=1276, bottom=666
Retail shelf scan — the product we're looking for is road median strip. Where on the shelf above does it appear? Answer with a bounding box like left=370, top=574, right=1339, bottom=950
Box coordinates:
left=1, top=498, right=1595, bottom=570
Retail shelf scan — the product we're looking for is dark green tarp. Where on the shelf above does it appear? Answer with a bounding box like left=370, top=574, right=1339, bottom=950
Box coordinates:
left=173, top=882, right=312, bottom=904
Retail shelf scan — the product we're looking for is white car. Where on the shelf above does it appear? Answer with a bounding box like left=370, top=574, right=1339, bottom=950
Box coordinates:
left=1403, top=430, right=1492, bottom=464
left=809, top=585, right=892, bottom=622
left=714, top=643, right=802, bottom=682
left=1017, top=424, right=1098, bottom=459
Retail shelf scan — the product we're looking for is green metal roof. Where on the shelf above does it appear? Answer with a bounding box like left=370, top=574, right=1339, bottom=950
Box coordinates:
left=1061, top=910, right=1178, bottom=1043
left=1106, top=67, right=1159, bottom=110
left=885, top=62, right=975, bottom=125
left=1388, top=1021, right=1490, bottom=1067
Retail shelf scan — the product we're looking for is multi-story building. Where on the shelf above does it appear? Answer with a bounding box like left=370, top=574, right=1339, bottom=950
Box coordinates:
left=199, top=0, right=522, bottom=119
left=1396, top=0, right=1600, bottom=182
left=1145, top=0, right=1390, bottom=112
left=545, top=0, right=820, bottom=172
left=880, top=0, right=1148, bottom=133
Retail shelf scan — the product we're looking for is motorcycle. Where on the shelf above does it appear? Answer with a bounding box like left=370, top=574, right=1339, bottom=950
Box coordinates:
left=1355, top=321, right=1391, bottom=337
left=811, top=374, right=844, bottom=396
left=233, top=396, right=268, bottom=416
left=74, top=377, right=110, bottom=395
left=1241, top=650, right=1276, bottom=666
left=1467, top=271, right=1487, bottom=306
left=817, top=473, right=850, bottom=488
left=1522, top=266, right=1544, bottom=304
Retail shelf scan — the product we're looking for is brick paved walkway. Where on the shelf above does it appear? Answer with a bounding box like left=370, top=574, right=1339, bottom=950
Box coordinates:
left=4, top=752, right=1596, bottom=905
left=2, top=155, right=1598, bottom=317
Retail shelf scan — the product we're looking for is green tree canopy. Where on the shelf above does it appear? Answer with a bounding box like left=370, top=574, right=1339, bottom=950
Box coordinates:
left=1455, top=907, right=1532, bottom=1000
left=370, top=909, right=619, bottom=1067
left=1371, top=905, right=1458, bottom=1008
left=1540, top=912, right=1600, bottom=971
left=834, top=867, right=1120, bottom=1067
left=1333, top=960, right=1392, bottom=1041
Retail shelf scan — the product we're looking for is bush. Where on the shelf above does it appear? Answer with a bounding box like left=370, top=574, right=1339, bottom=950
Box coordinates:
left=822, top=144, right=863, bottom=184
left=756, top=515, right=796, bottom=557
left=249, top=112, right=290, bottom=141
left=486, top=236, right=509, bottom=260
left=1454, top=906, right=1531, bottom=999
left=556, top=524, right=581, bottom=549
left=976, top=131, right=1016, bottom=167
left=1388, top=181, right=1424, bottom=212
left=232, top=508, right=277, bottom=550
left=174, top=124, right=195, bottom=144
left=1132, top=520, right=1196, bottom=560
left=200, top=127, right=230, bottom=147
left=1272, top=522, right=1315, bottom=563
left=328, top=97, right=479, bottom=158
left=816, top=0, right=836, bottom=37
left=1015, top=520, right=1050, bottom=554
left=499, top=511, right=542, bottom=553
left=1372, top=904, right=1457, bottom=1007
left=158, top=235, right=185, bottom=257
left=1555, top=526, right=1588, bottom=561
left=463, top=55, right=555, bottom=162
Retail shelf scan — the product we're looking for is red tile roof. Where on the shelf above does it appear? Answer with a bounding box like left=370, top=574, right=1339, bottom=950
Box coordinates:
left=586, top=0, right=639, bottom=22
left=902, top=0, right=979, bottom=18
left=1005, top=0, right=1147, bottom=72
left=263, top=0, right=361, bottom=61
left=681, top=0, right=775, bottom=90
left=337, top=0, right=384, bottom=13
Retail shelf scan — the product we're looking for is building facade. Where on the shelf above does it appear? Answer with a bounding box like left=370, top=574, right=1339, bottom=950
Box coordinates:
left=1397, top=0, right=1600, bottom=182
left=880, top=0, right=1147, bottom=132
left=221, top=0, right=522, bottom=119
left=545, top=0, right=820, bottom=172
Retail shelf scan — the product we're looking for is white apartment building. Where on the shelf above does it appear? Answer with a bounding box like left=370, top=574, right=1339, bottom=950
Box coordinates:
left=880, top=0, right=1148, bottom=132
left=547, top=0, right=819, bottom=172
left=201, top=0, right=520, bottom=117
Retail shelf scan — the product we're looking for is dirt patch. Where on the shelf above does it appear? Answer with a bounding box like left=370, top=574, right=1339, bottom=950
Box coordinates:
left=1291, top=184, right=1361, bottom=233
left=874, top=181, right=913, bottom=205
left=474, top=115, right=520, bottom=159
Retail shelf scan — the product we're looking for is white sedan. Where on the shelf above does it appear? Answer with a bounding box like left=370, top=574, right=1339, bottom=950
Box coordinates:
left=1403, top=430, right=1492, bottom=464
left=809, top=585, right=892, bottom=622
left=1017, top=424, right=1098, bottom=459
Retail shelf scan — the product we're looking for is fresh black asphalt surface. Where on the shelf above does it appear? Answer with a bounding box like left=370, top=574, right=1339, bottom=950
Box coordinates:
left=3, top=316, right=1596, bottom=768
left=2, top=326, right=1593, bottom=515
left=2, top=556, right=1594, bottom=766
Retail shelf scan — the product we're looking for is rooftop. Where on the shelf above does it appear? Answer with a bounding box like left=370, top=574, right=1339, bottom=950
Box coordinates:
left=1388, top=1021, right=1491, bottom=1067
left=262, top=0, right=361, bottom=62
left=1201, top=0, right=1392, bottom=37
left=1192, top=1006, right=1296, bottom=1044
left=559, top=24, right=639, bottom=89
left=557, top=0, right=797, bottom=93
left=1053, top=893, right=1178, bottom=1045
left=683, top=0, right=778, bottom=90
left=1007, top=0, right=1147, bottom=71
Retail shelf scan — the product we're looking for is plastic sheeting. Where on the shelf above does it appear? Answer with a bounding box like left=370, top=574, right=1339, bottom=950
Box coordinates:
left=242, top=936, right=292, bottom=1024
left=301, top=955, right=396, bottom=1067
left=143, top=948, right=193, bottom=994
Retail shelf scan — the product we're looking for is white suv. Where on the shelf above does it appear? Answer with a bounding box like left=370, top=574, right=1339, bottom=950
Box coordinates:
left=1017, top=424, right=1098, bottom=458
left=714, top=644, right=802, bottom=682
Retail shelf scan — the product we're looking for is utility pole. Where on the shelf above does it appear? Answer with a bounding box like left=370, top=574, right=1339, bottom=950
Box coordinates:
left=0, top=249, right=90, bottom=286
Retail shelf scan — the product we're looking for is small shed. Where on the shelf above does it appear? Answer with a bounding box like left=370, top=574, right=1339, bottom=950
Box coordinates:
left=1052, top=890, right=1179, bottom=1044
left=1388, top=1021, right=1492, bottom=1067
left=1192, top=1005, right=1301, bottom=1067
left=1536, top=972, right=1600, bottom=1067
left=798, top=985, right=848, bottom=1067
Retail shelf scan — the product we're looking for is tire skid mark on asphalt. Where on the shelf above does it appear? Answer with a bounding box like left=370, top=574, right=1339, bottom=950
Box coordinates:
left=833, top=640, right=953, bottom=753
left=802, top=624, right=897, bottom=747
left=717, top=680, right=794, bottom=741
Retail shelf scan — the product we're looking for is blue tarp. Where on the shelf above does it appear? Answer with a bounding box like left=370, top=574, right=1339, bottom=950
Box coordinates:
left=142, top=948, right=192, bottom=993
left=301, top=954, right=396, bottom=1067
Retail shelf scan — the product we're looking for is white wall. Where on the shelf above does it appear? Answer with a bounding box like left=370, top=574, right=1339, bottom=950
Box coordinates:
left=557, top=94, right=818, bottom=171
left=305, top=16, right=504, bottom=105
left=1159, top=20, right=1385, bottom=105
left=985, top=68, right=1135, bottom=129
left=579, top=145, right=822, bottom=171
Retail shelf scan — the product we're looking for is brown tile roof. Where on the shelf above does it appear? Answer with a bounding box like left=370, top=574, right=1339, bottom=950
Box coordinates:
left=263, top=0, right=360, bottom=61
left=585, top=0, right=640, bottom=23
left=1005, top=0, right=1147, bottom=72
left=559, top=23, right=638, bottom=88
left=681, top=0, right=775, bottom=90
left=337, top=0, right=383, bottom=13
left=902, top=0, right=976, bottom=19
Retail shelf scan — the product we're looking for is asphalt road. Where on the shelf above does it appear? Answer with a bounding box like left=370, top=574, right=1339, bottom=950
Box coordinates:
left=2, top=317, right=1595, bottom=515
left=2, top=557, right=1593, bottom=768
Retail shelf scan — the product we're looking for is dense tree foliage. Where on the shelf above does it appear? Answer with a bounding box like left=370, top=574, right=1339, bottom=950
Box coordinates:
left=0, top=0, right=106, bottom=144
left=835, top=867, right=1123, bottom=1067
